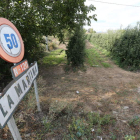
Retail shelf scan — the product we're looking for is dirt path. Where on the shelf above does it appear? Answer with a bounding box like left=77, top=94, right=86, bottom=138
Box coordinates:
left=2, top=41, right=140, bottom=140
left=37, top=41, right=140, bottom=139
left=40, top=53, right=140, bottom=115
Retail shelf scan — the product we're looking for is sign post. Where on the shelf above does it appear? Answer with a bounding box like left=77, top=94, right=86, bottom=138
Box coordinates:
left=0, top=62, right=39, bottom=129
left=0, top=18, right=41, bottom=140
left=7, top=116, right=22, bottom=140
left=46, top=36, right=48, bottom=51
left=34, top=79, right=41, bottom=112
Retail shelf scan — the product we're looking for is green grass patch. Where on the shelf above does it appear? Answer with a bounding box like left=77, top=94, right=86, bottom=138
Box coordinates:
left=85, top=47, right=111, bottom=68
left=129, top=116, right=140, bottom=127
left=93, top=44, right=110, bottom=56
left=101, top=62, right=111, bottom=68
left=42, top=49, right=66, bottom=66
left=65, top=112, right=114, bottom=139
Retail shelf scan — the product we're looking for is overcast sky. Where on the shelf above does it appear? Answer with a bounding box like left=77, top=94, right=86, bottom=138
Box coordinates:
left=84, top=0, right=140, bottom=32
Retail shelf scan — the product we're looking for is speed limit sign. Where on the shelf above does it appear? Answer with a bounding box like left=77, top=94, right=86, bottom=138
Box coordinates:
left=0, top=18, right=24, bottom=63
left=0, top=18, right=41, bottom=140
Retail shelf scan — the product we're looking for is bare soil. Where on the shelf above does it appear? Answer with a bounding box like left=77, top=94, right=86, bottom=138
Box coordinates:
left=1, top=41, right=140, bottom=139
left=38, top=41, right=140, bottom=139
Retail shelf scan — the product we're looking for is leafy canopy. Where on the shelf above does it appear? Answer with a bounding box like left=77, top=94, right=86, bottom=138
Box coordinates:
left=0, top=0, right=96, bottom=78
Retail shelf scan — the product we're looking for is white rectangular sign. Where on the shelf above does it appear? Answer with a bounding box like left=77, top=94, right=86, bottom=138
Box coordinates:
left=0, top=62, right=38, bottom=128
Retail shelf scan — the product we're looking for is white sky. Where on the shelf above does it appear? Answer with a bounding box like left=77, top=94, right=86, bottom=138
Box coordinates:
left=84, top=0, right=140, bottom=32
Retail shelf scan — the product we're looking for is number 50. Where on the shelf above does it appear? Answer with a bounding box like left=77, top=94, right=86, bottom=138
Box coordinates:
left=4, top=34, right=18, bottom=49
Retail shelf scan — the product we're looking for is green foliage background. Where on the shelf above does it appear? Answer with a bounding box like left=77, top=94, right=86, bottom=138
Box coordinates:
left=86, top=23, right=140, bottom=70
left=0, top=0, right=96, bottom=83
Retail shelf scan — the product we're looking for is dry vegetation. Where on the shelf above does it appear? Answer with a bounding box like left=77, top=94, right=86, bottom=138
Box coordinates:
left=1, top=41, right=140, bottom=140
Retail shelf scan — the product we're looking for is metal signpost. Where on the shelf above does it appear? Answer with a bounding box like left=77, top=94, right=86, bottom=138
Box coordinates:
left=46, top=36, right=48, bottom=51
left=0, top=18, right=41, bottom=140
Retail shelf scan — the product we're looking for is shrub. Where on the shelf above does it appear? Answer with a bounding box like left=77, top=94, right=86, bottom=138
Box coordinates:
left=111, top=23, right=140, bottom=70
left=87, top=22, right=140, bottom=70
left=66, top=27, right=86, bottom=67
left=86, top=33, right=92, bottom=41
left=48, top=42, right=57, bottom=51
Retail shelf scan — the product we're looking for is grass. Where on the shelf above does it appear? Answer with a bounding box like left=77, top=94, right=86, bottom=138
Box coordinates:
left=124, top=135, right=135, bottom=140
left=129, top=116, right=140, bottom=127
left=42, top=49, right=66, bottom=66
left=66, top=112, right=113, bottom=139
left=93, top=44, right=110, bottom=56
left=41, top=41, right=111, bottom=68
left=101, top=62, right=111, bottom=68
left=136, top=99, right=140, bottom=105
left=85, top=47, right=111, bottom=68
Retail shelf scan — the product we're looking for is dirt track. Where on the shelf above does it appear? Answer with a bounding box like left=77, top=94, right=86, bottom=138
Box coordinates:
left=2, top=41, right=140, bottom=139
left=38, top=41, right=140, bottom=139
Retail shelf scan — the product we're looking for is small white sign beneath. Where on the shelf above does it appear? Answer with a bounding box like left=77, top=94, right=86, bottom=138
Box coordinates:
left=0, top=62, right=38, bottom=128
